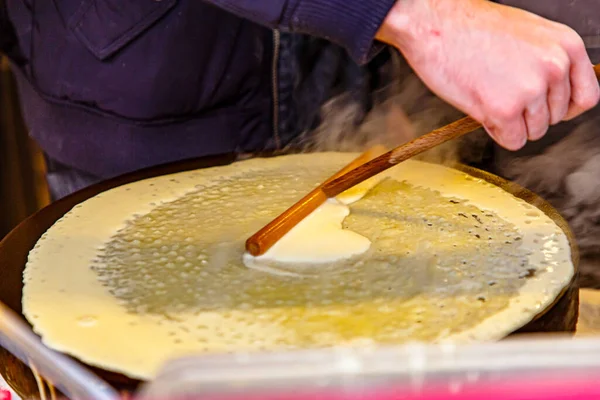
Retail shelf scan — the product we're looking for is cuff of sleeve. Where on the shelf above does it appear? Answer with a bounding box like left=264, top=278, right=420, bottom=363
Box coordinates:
left=284, top=0, right=397, bottom=65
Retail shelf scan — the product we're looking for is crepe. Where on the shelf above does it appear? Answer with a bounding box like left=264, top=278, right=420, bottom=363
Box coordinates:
left=244, top=199, right=372, bottom=267
left=243, top=176, right=383, bottom=268
left=22, top=153, right=574, bottom=380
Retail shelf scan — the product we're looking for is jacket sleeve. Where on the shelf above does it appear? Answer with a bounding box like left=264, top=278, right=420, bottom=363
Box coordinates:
left=202, top=0, right=397, bottom=65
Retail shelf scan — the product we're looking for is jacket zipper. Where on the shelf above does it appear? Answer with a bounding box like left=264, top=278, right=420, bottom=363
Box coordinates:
left=271, top=29, right=281, bottom=149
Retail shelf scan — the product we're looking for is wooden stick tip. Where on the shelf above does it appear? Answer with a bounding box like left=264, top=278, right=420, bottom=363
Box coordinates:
left=245, top=240, right=262, bottom=257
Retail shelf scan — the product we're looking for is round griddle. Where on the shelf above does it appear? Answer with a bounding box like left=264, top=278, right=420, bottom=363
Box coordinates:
left=0, top=153, right=580, bottom=398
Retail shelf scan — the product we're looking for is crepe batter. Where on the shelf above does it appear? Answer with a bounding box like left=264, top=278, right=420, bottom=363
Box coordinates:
left=22, top=154, right=574, bottom=380
left=243, top=176, right=384, bottom=268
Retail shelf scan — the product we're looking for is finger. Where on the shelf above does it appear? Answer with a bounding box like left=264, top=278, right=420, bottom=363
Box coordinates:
left=524, top=94, right=550, bottom=141
left=561, top=33, right=600, bottom=120
left=547, top=75, right=571, bottom=125
left=565, top=62, right=600, bottom=120
left=483, top=115, right=528, bottom=151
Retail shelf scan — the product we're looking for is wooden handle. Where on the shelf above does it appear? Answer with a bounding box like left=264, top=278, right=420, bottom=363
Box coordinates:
left=322, top=117, right=482, bottom=197
left=245, top=146, right=386, bottom=256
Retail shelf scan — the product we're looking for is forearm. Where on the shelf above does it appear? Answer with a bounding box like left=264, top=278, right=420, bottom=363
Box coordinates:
left=202, top=0, right=397, bottom=64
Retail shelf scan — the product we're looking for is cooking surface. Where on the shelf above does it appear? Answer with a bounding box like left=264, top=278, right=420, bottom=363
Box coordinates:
left=2, top=288, right=600, bottom=400
left=21, top=155, right=575, bottom=380
left=0, top=153, right=583, bottom=396
left=1, top=290, right=599, bottom=399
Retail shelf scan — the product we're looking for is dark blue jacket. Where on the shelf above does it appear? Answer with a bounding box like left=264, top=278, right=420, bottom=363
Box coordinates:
left=0, top=0, right=395, bottom=178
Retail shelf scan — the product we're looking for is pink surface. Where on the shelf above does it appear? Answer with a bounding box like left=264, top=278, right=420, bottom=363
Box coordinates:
left=194, top=374, right=600, bottom=400
left=0, top=374, right=15, bottom=400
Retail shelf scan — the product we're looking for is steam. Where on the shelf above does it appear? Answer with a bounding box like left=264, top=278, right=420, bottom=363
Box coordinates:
left=290, top=52, right=487, bottom=167
left=499, top=116, right=600, bottom=260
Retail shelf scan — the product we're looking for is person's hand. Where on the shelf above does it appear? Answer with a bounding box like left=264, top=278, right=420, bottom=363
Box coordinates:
left=376, top=0, right=600, bottom=150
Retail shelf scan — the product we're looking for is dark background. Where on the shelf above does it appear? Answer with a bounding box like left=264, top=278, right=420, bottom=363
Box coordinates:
left=0, top=56, right=49, bottom=240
